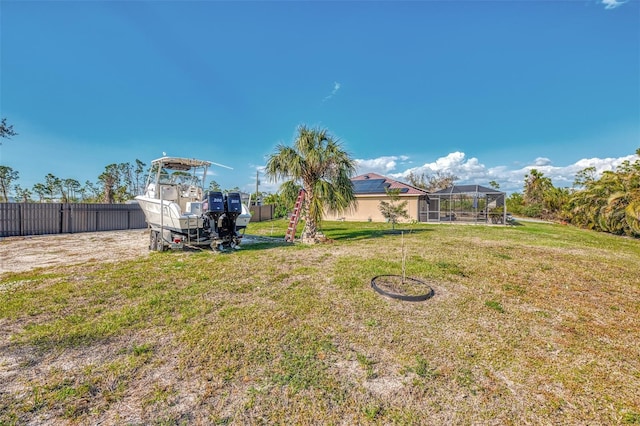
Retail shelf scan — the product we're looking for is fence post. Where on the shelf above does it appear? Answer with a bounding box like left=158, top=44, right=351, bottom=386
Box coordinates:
left=19, top=203, right=23, bottom=236
left=67, top=204, right=73, bottom=234
left=59, top=204, right=64, bottom=234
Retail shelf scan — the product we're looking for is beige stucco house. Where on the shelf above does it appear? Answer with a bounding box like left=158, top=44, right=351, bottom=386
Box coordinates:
left=328, top=173, right=430, bottom=223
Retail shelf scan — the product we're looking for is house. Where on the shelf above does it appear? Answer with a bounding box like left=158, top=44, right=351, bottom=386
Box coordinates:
left=329, top=173, right=430, bottom=223
left=326, top=174, right=509, bottom=224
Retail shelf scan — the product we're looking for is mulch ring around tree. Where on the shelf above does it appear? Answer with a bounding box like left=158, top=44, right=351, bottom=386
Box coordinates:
left=371, top=275, right=435, bottom=302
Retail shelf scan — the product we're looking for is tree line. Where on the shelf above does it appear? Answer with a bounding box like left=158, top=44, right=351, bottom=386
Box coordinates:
left=0, top=118, right=242, bottom=203
left=0, top=160, right=243, bottom=204
left=261, top=133, right=640, bottom=240
left=1, top=159, right=148, bottom=203
left=3, top=118, right=639, bottom=239
left=506, top=148, right=640, bottom=237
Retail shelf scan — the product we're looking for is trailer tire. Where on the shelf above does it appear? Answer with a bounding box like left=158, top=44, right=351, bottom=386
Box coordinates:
left=155, top=231, right=166, bottom=252
left=150, top=230, right=157, bottom=251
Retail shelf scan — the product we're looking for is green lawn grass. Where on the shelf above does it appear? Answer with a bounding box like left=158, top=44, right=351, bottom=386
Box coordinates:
left=1, top=220, right=639, bottom=424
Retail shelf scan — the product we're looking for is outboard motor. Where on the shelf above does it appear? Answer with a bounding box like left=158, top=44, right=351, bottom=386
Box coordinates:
left=216, top=192, right=242, bottom=239
left=203, top=191, right=224, bottom=236
left=225, top=192, right=242, bottom=219
left=204, top=191, right=242, bottom=242
left=205, top=191, right=225, bottom=215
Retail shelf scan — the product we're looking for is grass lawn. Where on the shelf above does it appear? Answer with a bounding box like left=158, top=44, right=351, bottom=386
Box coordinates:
left=1, top=219, right=639, bottom=425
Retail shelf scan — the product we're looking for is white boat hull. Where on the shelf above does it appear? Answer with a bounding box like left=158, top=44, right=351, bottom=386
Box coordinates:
left=135, top=196, right=204, bottom=232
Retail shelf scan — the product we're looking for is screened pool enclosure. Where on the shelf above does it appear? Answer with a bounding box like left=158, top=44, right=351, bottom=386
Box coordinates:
left=427, top=185, right=507, bottom=224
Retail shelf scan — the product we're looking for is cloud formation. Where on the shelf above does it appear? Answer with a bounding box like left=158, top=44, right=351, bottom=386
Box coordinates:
left=356, top=151, right=639, bottom=194
left=601, top=0, right=628, bottom=9
left=323, top=82, right=341, bottom=101
left=355, top=155, right=409, bottom=175
left=254, top=150, right=638, bottom=195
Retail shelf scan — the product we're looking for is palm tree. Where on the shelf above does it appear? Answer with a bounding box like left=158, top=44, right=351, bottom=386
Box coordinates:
left=265, top=125, right=357, bottom=243
left=567, top=155, right=640, bottom=237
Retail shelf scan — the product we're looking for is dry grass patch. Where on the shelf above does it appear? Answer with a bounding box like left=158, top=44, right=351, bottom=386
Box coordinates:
left=1, top=220, right=639, bottom=424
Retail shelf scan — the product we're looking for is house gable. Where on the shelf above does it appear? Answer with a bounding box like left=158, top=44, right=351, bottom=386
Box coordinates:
left=351, top=173, right=428, bottom=197
left=326, top=172, right=429, bottom=223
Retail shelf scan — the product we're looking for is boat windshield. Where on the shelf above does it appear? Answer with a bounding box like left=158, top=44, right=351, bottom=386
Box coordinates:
left=158, top=169, right=203, bottom=190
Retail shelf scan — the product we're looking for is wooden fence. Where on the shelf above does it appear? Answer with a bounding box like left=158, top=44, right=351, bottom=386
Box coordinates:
left=249, top=204, right=275, bottom=223
left=0, top=203, right=274, bottom=237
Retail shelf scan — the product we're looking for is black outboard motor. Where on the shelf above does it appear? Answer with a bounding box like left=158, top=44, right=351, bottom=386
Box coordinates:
left=225, top=192, right=242, bottom=219
left=203, top=191, right=224, bottom=237
left=204, top=191, right=242, bottom=242
left=205, top=191, right=225, bottom=214
left=217, top=192, right=242, bottom=239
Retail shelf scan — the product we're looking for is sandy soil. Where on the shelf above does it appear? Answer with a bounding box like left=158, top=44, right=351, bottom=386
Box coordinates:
left=0, top=230, right=280, bottom=275
left=0, top=229, right=150, bottom=274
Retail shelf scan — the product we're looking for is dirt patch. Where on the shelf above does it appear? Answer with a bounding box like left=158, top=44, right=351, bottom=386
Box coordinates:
left=0, top=231, right=282, bottom=275
left=0, top=229, right=150, bottom=274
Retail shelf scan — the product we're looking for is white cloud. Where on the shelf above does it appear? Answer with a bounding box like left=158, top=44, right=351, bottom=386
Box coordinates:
left=323, top=81, right=341, bottom=102
left=355, top=155, right=409, bottom=175
left=601, top=0, right=627, bottom=9
left=391, top=152, right=488, bottom=181
left=355, top=152, right=639, bottom=194
left=533, top=157, right=552, bottom=166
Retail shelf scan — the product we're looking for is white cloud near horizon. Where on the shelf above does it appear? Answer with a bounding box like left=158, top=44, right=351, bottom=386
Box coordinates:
left=251, top=151, right=638, bottom=195
left=323, top=82, right=341, bottom=102
left=355, top=155, right=409, bottom=175
left=601, top=0, right=628, bottom=9
left=357, top=151, right=639, bottom=194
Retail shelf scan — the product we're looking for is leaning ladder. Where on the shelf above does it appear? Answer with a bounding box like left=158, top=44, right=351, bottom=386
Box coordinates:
left=285, top=189, right=305, bottom=242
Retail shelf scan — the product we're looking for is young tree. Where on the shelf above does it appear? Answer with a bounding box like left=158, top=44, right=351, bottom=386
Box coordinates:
left=265, top=125, right=357, bottom=243
left=379, top=188, right=409, bottom=230
left=0, top=165, right=19, bottom=201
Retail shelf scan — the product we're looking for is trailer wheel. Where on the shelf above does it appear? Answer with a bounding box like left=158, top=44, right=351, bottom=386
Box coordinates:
left=149, top=230, right=157, bottom=251
left=155, top=231, right=166, bottom=252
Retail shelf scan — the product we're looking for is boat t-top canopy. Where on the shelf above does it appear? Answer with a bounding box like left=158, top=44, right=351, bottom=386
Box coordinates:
left=151, top=157, right=212, bottom=170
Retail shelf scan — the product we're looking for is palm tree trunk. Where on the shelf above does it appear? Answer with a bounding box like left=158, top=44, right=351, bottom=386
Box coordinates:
left=301, top=218, right=318, bottom=243
left=301, top=185, right=318, bottom=243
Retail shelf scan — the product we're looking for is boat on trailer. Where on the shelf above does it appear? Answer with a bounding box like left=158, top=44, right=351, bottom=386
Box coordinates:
left=135, top=156, right=251, bottom=251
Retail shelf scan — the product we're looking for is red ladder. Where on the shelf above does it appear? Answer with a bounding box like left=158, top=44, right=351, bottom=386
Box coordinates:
left=285, top=189, right=305, bottom=242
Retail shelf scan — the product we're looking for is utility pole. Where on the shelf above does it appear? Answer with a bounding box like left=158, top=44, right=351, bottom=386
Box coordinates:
left=255, top=170, right=259, bottom=205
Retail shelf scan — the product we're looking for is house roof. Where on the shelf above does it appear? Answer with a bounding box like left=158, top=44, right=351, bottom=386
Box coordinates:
left=351, top=173, right=429, bottom=196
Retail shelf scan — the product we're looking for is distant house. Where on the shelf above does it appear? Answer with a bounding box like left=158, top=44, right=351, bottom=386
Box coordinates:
left=325, top=175, right=509, bottom=224
left=328, top=173, right=430, bottom=223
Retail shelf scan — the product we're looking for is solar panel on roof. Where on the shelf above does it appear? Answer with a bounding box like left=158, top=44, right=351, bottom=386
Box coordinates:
left=352, top=179, right=388, bottom=194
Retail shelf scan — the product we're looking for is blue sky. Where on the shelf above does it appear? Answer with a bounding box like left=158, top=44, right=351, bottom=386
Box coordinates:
left=1, top=0, right=638, bottom=195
